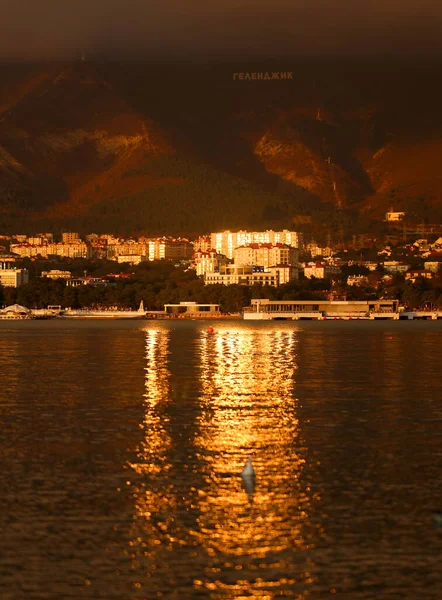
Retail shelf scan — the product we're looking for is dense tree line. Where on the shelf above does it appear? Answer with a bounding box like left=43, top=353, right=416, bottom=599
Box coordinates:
left=1, top=155, right=302, bottom=237
left=0, top=259, right=329, bottom=313
left=2, top=258, right=442, bottom=313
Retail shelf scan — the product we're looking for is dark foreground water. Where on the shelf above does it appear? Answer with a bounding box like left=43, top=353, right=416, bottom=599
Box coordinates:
left=0, top=319, right=441, bottom=599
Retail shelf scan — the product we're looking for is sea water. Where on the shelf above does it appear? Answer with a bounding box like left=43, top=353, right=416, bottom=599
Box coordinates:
left=0, top=319, right=441, bottom=598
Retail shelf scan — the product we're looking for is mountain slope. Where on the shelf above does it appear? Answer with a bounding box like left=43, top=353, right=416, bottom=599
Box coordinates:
left=2, top=59, right=442, bottom=236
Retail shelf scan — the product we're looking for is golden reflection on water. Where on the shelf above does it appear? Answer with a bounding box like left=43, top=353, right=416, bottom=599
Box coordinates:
left=193, top=327, right=318, bottom=592
left=131, top=328, right=172, bottom=476
left=128, top=324, right=320, bottom=597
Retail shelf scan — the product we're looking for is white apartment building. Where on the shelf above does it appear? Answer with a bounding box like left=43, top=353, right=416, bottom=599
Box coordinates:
left=116, top=255, right=146, bottom=265
left=48, top=242, right=91, bottom=259
left=383, top=261, right=410, bottom=274
left=27, top=236, right=44, bottom=246
left=10, top=242, right=92, bottom=259
left=194, top=250, right=229, bottom=277
left=148, top=238, right=193, bottom=262
left=107, top=241, right=148, bottom=259
left=193, top=235, right=212, bottom=252
left=0, top=268, right=29, bottom=287
left=233, top=243, right=298, bottom=269
left=306, top=242, right=332, bottom=257
left=405, top=269, right=434, bottom=281
left=204, top=264, right=298, bottom=287
left=41, top=270, right=72, bottom=279
left=9, top=244, right=42, bottom=258
left=211, top=230, right=303, bottom=259
left=62, top=232, right=80, bottom=243
left=106, top=238, right=192, bottom=262
left=276, top=265, right=299, bottom=284
left=89, top=238, right=108, bottom=259
left=303, top=262, right=341, bottom=279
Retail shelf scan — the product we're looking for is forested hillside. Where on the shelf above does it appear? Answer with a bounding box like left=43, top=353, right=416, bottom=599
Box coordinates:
left=2, top=58, right=442, bottom=238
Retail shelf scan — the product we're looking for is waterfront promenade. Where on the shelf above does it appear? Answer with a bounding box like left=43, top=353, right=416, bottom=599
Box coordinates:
left=243, top=299, right=442, bottom=321
left=3, top=302, right=442, bottom=321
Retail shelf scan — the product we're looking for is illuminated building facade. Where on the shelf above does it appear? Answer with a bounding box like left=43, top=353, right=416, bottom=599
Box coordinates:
left=211, top=230, right=303, bottom=259
left=194, top=249, right=229, bottom=276
left=204, top=264, right=298, bottom=286
left=0, top=267, right=29, bottom=287
left=303, top=262, right=341, bottom=279
left=233, top=243, right=298, bottom=268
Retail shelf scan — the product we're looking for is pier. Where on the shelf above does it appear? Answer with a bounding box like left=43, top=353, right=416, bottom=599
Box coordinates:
left=399, top=311, right=442, bottom=320
left=243, top=299, right=442, bottom=320
left=243, top=299, right=401, bottom=320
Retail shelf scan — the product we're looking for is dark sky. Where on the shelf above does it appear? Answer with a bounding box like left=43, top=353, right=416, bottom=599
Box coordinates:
left=1, top=0, right=442, bottom=60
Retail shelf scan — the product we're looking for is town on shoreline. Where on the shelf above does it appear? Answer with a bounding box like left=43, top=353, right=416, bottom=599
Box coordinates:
left=2, top=227, right=442, bottom=318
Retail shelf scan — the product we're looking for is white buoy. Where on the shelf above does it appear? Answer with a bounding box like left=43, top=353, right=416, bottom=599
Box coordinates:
left=241, top=457, right=255, bottom=478
left=241, top=457, right=255, bottom=496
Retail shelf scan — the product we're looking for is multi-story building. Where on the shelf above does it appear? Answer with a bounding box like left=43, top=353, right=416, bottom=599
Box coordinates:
left=233, top=243, right=298, bottom=269
left=116, top=255, right=146, bottom=265
left=0, top=268, right=29, bottom=287
left=148, top=239, right=166, bottom=261
left=383, top=261, right=410, bottom=274
left=66, top=277, right=109, bottom=287
left=303, top=262, right=341, bottom=279
left=211, top=230, right=303, bottom=259
left=405, top=269, right=434, bottom=281
left=276, top=265, right=299, bottom=284
left=49, top=242, right=91, bottom=258
left=204, top=264, right=298, bottom=287
left=62, top=232, right=80, bottom=243
left=148, top=238, right=193, bottom=262
left=107, top=241, right=148, bottom=259
left=305, top=242, right=332, bottom=257
left=10, top=242, right=92, bottom=259
left=41, top=270, right=72, bottom=279
left=27, top=236, right=44, bottom=246
left=193, top=235, right=212, bottom=253
left=194, top=250, right=229, bottom=277
left=9, top=244, right=42, bottom=258
left=88, top=237, right=108, bottom=259
left=107, top=238, right=193, bottom=262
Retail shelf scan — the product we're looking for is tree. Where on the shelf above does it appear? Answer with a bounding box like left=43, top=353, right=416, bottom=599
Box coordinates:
left=421, top=289, right=438, bottom=310
left=401, top=285, right=421, bottom=309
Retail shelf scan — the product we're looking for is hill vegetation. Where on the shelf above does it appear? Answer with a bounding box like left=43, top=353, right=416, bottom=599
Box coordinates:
left=2, top=58, right=442, bottom=240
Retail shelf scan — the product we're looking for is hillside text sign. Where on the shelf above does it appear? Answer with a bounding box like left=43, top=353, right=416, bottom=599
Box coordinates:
left=232, top=72, right=293, bottom=81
